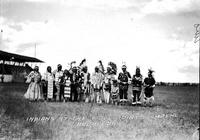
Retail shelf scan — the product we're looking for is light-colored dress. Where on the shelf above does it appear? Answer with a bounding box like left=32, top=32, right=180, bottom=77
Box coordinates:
left=42, top=72, right=54, bottom=99
left=64, top=76, right=71, bottom=99
left=53, top=70, right=64, bottom=97
left=91, top=72, right=104, bottom=103
left=111, top=85, right=119, bottom=101
left=83, top=72, right=90, bottom=93
left=91, top=72, right=104, bottom=90
left=24, top=71, right=42, bottom=100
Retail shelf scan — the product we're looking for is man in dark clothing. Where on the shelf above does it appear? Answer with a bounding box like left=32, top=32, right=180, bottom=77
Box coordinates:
left=118, top=64, right=131, bottom=102
left=70, top=66, right=79, bottom=101
left=143, top=69, right=156, bottom=106
left=132, top=67, right=143, bottom=105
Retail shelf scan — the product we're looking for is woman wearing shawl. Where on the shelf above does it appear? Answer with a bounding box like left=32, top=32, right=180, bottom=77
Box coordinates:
left=24, top=66, right=42, bottom=101
left=42, top=66, right=54, bottom=101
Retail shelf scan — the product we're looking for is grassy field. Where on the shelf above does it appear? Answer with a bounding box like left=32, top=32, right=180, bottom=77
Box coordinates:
left=0, top=83, right=199, bottom=140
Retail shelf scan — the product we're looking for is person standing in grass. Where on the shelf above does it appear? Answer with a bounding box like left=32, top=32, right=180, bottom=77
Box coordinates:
left=70, top=66, right=82, bottom=102
left=103, top=65, right=116, bottom=104
left=53, top=64, right=64, bottom=102
left=91, top=66, right=104, bottom=104
left=118, top=64, right=131, bottom=103
left=61, top=69, right=71, bottom=102
left=82, top=66, right=91, bottom=103
left=103, top=66, right=112, bottom=104
left=24, top=66, right=42, bottom=101
left=132, top=67, right=143, bottom=105
left=111, top=79, right=119, bottom=105
left=143, top=69, right=156, bottom=106
left=42, top=66, right=54, bottom=101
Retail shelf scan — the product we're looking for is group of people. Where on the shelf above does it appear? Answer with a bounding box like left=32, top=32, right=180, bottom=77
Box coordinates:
left=24, top=59, right=156, bottom=106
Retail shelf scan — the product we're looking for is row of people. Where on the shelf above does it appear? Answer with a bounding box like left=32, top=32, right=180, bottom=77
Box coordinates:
left=24, top=61, right=156, bottom=106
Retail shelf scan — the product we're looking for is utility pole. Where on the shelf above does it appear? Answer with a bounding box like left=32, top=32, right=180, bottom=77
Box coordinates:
left=34, top=43, right=36, bottom=58
left=194, top=24, right=200, bottom=83
left=194, top=24, right=200, bottom=47
left=0, top=0, right=3, bottom=48
left=0, top=29, right=2, bottom=47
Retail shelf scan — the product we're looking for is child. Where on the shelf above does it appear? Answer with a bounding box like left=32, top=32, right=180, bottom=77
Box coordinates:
left=61, top=69, right=71, bottom=102
left=111, top=80, right=119, bottom=105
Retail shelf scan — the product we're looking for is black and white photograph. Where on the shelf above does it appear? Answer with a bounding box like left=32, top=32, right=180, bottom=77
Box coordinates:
left=0, top=0, right=199, bottom=139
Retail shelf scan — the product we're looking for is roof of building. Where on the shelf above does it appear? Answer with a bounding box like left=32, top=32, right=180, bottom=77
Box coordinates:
left=0, top=50, right=44, bottom=63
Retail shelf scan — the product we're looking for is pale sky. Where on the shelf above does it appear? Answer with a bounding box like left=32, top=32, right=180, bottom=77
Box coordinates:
left=0, top=0, right=199, bottom=83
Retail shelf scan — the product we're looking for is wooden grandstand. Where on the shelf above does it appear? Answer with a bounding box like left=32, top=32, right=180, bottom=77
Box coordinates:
left=0, top=50, right=44, bottom=83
